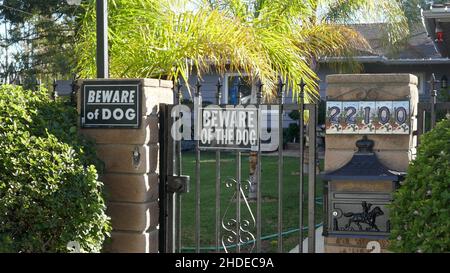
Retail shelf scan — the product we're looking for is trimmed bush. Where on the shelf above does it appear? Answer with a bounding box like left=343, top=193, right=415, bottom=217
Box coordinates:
left=389, top=117, right=450, bottom=253
left=0, top=85, right=110, bottom=252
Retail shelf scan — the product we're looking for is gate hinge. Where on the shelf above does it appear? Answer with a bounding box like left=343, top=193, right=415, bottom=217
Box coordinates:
left=167, top=175, right=190, bottom=193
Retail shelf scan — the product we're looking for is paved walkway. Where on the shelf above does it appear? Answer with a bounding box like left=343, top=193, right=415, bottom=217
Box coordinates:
left=289, top=226, right=324, bottom=253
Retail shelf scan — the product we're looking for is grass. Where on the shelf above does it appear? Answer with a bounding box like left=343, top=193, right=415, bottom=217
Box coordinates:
left=178, top=151, right=324, bottom=253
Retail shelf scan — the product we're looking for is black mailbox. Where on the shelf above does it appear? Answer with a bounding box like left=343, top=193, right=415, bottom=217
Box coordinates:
left=321, top=136, right=404, bottom=238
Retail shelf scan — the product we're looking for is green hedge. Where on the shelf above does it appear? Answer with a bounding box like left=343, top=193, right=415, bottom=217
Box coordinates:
left=389, top=117, right=450, bottom=253
left=0, top=85, right=110, bottom=252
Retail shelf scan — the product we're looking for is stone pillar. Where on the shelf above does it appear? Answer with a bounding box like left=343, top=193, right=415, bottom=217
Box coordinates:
left=325, top=74, right=418, bottom=172
left=324, top=74, right=418, bottom=253
left=76, top=78, right=173, bottom=253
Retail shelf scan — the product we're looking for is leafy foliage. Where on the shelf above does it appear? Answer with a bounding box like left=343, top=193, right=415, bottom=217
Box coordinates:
left=284, top=123, right=300, bottom=144
left=389, top=117, right=450, bottom=253
left=76, top=0, right=408, bottom=101
left=0, top=0, right=84, bottom=86
left=0, top=85, right=110, bottom=252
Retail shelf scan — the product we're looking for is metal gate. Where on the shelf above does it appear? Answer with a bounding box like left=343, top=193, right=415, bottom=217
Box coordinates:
left=416, top=74, right=450, bottom=144
left=159, top=79, right=321, bottom=253
left=416, top=101, right=450, bottom=144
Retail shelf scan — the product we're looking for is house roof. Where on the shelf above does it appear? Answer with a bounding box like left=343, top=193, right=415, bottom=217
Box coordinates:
left=422, top=5, right=450, bottom=57
left=348, top=23, right=442, bottom=59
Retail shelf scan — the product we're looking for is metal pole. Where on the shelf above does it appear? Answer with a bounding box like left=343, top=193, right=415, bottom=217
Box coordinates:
left=70, top=74, right=77, bottom=105
left=96, top=0, right=109, bottom=78
left=431, top=90, right=437, bottom=129
left=195, top=79, right=202, bottom=253
left=298, top=79, right=306, bottom=253
left=256, top=82, right=263, bottom=252
left=307, top=103, right=317, bottom=253
left=176, top=81, right=183, bottom=253
left=235, top=79, right=242, bottom=253
left=277, top=77, right=284, bottom=253
left=165, top=102, right=176, bottom=253
left=215, top=78, right=222, bottom=252
left=429, top=73, right=437, bottom=129
left=158, top=104, right=168, bottom=253
left=236, top=150, right=241, bottom=253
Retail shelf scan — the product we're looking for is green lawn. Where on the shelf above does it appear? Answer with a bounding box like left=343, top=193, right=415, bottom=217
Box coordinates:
left=178, top=151, right=324, bottom=253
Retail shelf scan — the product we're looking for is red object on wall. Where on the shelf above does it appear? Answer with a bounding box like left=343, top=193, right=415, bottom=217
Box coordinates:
left=436, top=31, right=444, bottom=43
left=435, top=22, right=444, bottom=43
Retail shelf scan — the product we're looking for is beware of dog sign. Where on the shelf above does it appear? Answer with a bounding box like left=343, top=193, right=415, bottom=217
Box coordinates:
left=199, top=105, right=258, bottom=150
left=80, top=80, right=141, bottom=128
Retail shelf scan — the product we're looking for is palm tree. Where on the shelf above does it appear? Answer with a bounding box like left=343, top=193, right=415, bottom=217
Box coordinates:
left=75, top=0, right=408, bottom=101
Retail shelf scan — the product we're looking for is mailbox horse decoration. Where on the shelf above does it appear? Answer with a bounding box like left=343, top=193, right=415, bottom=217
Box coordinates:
left=343, top=201, right=384, bottom=232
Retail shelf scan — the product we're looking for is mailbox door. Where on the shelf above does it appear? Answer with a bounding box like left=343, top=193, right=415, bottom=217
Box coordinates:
left=328, top=191, right=392, bottom=237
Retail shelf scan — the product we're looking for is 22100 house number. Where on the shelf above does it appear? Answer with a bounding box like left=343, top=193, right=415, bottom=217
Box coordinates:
left=325, top=100, right=410, bottom=135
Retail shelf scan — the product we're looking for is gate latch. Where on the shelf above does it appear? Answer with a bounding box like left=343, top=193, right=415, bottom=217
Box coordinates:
left=167, top=175, right=190, bottom=193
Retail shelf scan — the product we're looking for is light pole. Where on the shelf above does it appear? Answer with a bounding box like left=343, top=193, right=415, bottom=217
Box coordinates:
left=67, top=0, right=108, bottom=79
left=430, top=73, right=438, bottom=129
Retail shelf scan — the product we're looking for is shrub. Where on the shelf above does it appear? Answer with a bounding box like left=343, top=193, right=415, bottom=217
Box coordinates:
left=285, top=123, right=300, bottom=143
left=0, top=85, right=110, bottom=252
left=389, top=117, right=450, bottom=253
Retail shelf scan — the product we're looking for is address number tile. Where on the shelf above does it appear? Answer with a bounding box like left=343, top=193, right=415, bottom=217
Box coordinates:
left=392, top=101, right=410, bottom=134
left=326, top=101, right=343, bottom=134
left=358, top=101, right=376, bottom=134
left=341, top=101, right=360, bottom=134
left=375, top=101, right=393, bottom=134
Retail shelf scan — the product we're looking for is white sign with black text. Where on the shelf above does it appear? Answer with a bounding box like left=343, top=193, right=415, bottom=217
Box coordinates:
left=80, top=81, right=141, bottom=128
left=199, top=105, right=258, bottom=150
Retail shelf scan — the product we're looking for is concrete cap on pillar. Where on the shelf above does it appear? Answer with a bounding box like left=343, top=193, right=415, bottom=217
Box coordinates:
left=326, top=74, right=418, bottom=85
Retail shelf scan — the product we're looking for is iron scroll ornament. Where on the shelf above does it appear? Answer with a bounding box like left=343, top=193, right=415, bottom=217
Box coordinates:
left=221, top=177, right=256, bottom=253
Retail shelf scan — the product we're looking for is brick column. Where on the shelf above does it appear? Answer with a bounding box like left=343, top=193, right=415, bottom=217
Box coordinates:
left=324, top=74, right=418, bottom=253
left=76, top=78, right=173, bottom=252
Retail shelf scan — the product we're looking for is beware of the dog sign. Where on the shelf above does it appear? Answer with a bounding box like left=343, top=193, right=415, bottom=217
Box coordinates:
left=199, top=105, right=258, bottom=150
left=80, top=80, right=141, bottom=128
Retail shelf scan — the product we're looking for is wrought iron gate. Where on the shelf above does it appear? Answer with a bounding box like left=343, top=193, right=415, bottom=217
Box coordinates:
left=416, top=101, right=450, bottom=144
left=159, top=79, right=321, bottom=253
left=416, top=74, right=450, bottom=144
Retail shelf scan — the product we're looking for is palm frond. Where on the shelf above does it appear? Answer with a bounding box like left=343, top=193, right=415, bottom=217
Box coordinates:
left=75, top=0, right=410, bottom=102
left=319, top=0, right=409, bottom=48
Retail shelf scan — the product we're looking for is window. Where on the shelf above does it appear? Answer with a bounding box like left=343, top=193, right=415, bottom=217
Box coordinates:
left=223, top=73, right=255, bottom=104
